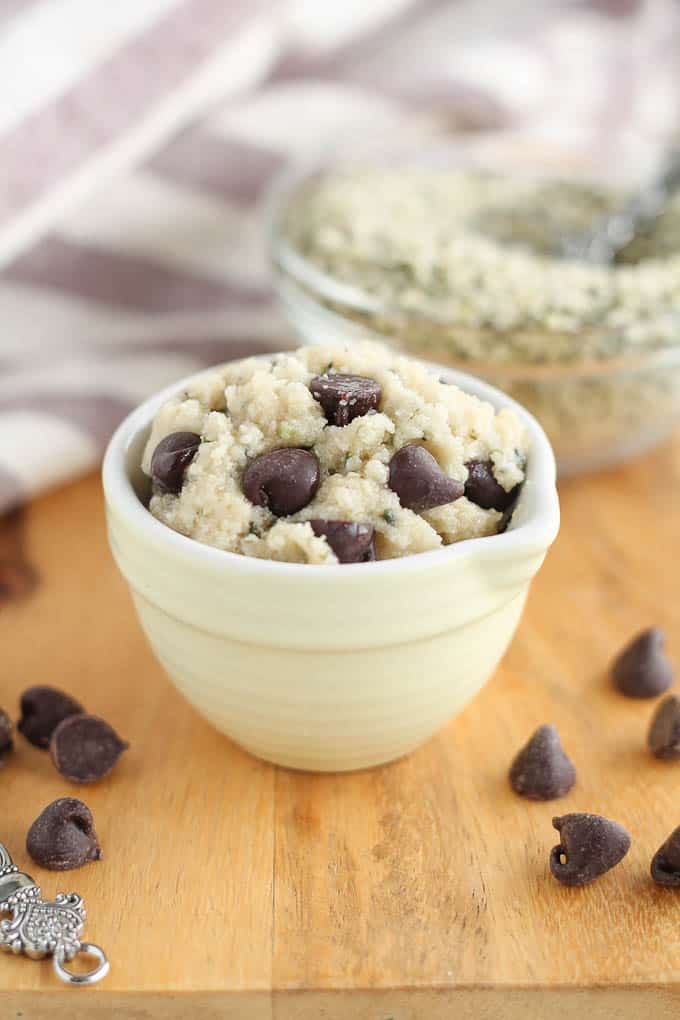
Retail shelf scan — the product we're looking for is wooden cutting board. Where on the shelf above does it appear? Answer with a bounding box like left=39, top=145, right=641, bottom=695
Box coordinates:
left=1, top=438, right=679, bottom=1019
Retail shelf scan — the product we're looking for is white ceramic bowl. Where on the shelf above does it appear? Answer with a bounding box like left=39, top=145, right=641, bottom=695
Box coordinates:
left=102, top=359, right=559, bottom=772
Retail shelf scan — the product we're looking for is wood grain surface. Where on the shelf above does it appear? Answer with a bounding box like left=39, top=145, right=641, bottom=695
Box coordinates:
left=0, top=435, right=679, bottom=1019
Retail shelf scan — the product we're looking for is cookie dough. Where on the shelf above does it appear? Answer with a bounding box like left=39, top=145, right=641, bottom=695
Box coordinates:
left=142, top=343, right=528, bottom=564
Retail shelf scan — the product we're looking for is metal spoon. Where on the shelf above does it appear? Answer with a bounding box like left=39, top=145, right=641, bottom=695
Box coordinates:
left=562, top=148, right=680, bottom=264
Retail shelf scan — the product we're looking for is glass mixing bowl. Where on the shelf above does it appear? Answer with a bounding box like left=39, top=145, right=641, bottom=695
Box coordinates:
left=268, top=143, right=680, bottom=476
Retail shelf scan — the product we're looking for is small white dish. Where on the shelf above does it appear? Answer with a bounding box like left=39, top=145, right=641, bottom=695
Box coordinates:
left=102, top=358, right=559, bottom=772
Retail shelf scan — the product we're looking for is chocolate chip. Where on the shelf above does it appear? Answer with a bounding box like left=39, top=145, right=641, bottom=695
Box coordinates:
left=612, top=627, right=674, bottom=698
left=50, top=714, right=129, bottom=784
left=242, top=449, right=320, bottom=517
left=18, top=686, right=84, bottom=749
left=310, top=373, right=381, bottom=426
left=0, top=507, right=39, bottom=605
left=0, top=709, right=13, bottom=766
left=509, top=724, right=576, bottom=800
left=388, top=445, right=464, bottom=513
left=550, top=813, right=631, bottom=887
left=464, top=460, right=518, bottom=511
left=498, top=502, right=517, bottom=534
left=27, top=798, right=102, bottom=871
left=150, top=431, right=200, bottom=494
left=651, top=825, right=680, bottom=886
left=310, top=520, right=375, bottom=563
left=0, top=561, right=38, bottom=604
left=648, top=695, right=680, bottom=760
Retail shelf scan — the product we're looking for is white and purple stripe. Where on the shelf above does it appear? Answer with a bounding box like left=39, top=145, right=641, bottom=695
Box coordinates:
left=0, top=0, right=678, bottom=514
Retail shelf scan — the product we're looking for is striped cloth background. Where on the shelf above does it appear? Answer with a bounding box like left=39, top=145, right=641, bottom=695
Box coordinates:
left=0, top=0, right=678, bottom=513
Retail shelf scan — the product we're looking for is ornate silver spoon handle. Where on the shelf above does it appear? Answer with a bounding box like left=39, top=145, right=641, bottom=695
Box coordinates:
left=562, top=148, right=680, bottom=264
left=0, top=842, right=109, bottom=987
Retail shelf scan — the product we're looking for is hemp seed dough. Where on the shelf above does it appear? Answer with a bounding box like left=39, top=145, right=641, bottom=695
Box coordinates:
left=141, top=343, right=528, bottom=564
left=285, top=169, right=680, bottom=359
left=279, top=169, right=680, bottom=473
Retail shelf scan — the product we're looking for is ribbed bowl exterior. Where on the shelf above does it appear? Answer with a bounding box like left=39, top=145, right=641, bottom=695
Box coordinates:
left=133, top=590, right=528, bottom=771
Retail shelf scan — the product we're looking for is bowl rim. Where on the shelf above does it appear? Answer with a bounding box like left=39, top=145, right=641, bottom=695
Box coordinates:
left=266, top=148, right=680, bottom=378
left=102, top=354, right=560, bottom=579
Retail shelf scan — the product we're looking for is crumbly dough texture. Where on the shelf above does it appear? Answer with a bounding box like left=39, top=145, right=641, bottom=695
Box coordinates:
left=287, top=170, right=680, bottom=358
left=283, top=172, right=680, bottom=475
left=142, top=343, right=528, bottom=564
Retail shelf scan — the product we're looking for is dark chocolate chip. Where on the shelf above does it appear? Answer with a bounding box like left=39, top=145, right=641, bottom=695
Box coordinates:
left=310, top=520, right=375, bottom=563
left=50, top=714, right=129, bottom=784
left=0, top=561, right=38, bottom=604
left=498, top=502, right=517, bottom=534
left=26, top=797, right=102, bottom=871
left=242, top=449, right=320, bottom=517
left=464, top=460, right=518, bottom=512
left=509, top=724, right=576, bottom=801
left=18, top=686, right=84, bottom=750
left=648, top=695, right=680, bottom=760
left=612, top=627, right=674, bottom=699
left=388, top=445, right=464, bottom=513
left=550, top=813, right=631, bottom=887
left=651, top=825, right=680, bottom=886
left=310, top=373, right=381, bottom=426
left=0, top=709, right=13, bottom=765
left=0, top=507, right=39, bottom=605
left=150, top=431, right=200, bottom=494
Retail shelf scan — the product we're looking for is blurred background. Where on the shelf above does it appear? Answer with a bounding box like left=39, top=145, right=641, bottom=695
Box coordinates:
left=0, top=0, right=679, bottom=514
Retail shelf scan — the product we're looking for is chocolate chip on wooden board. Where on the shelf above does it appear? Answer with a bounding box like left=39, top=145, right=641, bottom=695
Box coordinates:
left=27, top=798, right=102, bottom=871
left=310, top=373, right=381, bottom=427
left=50, top=715, right=128, bottom=784
left=150, top=431, right=201, bottom=494
left=0, top=709, right=13, bottom=765
left=464, top=460, right=518, bottom=512
left=18, top=686, right=84, bottom=749
left=648, top=695, right=680, bottom=760
left=550, top=813, right=631, bottom=887
left=0, top=561, right=38, bottom=604
left=651, top=825, right=680, bottom=887
left=242, top=449, right=320, bottom=517
left=612, top=627, right=674, bottom=698
left=0, top=507, right=39, bottom=605
left=388, top=445, right=464, bottom=513
left=310, top=520, right=375, bottom=563
left=509, top=725, right=576, bottom=801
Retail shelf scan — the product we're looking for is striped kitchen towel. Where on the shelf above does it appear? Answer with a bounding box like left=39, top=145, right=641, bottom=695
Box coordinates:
left=0, top=0, right=678, bottom=513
